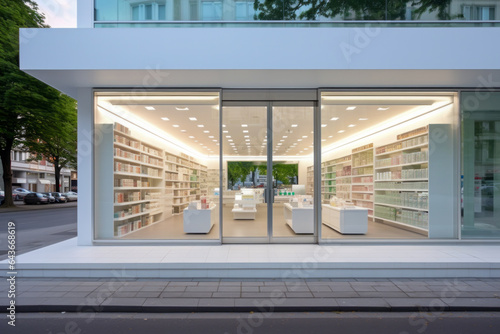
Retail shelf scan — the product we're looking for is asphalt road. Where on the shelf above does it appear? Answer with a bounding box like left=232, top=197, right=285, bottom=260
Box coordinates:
left=2, top=312, right=500, bottom=334
left=0, top=205, right=77, bottom=260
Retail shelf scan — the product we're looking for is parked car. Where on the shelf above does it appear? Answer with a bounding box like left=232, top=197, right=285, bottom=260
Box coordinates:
left=0, top=191, right=5, bottom=206
left=51, top=192, right=67, bottom=203
left=63, top=191, right=78, bottom=202
left=42, top=192, right=56, bottom=203
left=13, top=188, right=31, bottom=200
left=23, top=192, right=49, bottom=205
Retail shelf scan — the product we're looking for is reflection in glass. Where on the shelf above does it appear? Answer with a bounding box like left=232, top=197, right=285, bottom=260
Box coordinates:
left=461, top=92, right=500, bottom=238
left=94, top=0, right=500, bottom=23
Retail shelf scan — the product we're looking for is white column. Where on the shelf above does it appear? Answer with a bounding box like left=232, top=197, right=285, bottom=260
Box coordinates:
left=77, top=88, right=94, bottom=245
left=77, top=0, right=94, bottom=28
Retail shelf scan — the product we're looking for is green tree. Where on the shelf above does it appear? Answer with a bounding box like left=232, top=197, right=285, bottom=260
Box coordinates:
left=26, top=94, right=77, bottom=192
left=272, top=163, right=298, bottom=185
left=254, top=0, right=452, bottom=21
left=0, top=0, right=64, bottom=207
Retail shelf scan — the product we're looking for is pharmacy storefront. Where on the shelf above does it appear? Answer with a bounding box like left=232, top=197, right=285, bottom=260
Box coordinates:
left=19, top=24, right=500, bottom=246
left=89, top=88, right=498, bottom=244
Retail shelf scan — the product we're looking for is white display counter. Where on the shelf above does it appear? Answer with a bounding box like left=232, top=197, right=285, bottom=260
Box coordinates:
left=231, top=207, right=257, bottom=220
left=283, top=203, right=314, bottom=234
left=183, top=204, right=216, bottom=233
left=322, top=204, right=368, bottom=234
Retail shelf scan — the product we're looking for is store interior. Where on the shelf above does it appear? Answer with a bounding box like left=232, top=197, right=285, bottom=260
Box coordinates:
left=93, top=91, right=458, bottom=241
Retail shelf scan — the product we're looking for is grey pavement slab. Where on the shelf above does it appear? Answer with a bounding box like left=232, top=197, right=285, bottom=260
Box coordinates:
left=2, top=278, right=500, bottom=313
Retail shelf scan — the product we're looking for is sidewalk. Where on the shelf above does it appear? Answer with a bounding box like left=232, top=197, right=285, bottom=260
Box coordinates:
left=0, top=201, right=77, bottom=213
left=2, top=277, right=500, bottom=313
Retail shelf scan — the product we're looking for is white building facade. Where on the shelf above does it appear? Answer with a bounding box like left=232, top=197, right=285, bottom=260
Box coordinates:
left=19, top=0, right=500, bottom=246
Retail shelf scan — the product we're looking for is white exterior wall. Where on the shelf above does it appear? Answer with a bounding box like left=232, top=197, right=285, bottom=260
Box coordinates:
left=20, top=27, right=500, bottom=98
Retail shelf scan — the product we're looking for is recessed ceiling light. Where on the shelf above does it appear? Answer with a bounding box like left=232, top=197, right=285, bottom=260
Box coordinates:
left=189, top=136, right=195, bottom=138
left=173, top=124, right=180, bottom=127
left=282, top=136, right=288, bottom=138
left=280, top=139, right=284, bottom=142
left=302, top=136, right=308, bottom=138
left=263, top=139, right=267, bottom=142
left=226, top=135, right=231, bottom=138
left=209, top=136, right=214, bottom=138
left=161, top=117, right=169, bottom=121
left=203, top=130, right=210, bottom=133
left=176, top=107, right=189, bottom=111
left=359, top=118, right=368, bottom=121
left=291, top=124, right=298, bottom=127
left=244, top=135, right=249, bottom=138
left=241, top=124, right=248, bottom=127
left=330, top=117, right=339, bottom=121
left=189, top=117, right=197, bottom=121
left=378, top=107, right=389, bottom=111
left=304, top=148, right=309, bottom=150
left=197, top=124, right=204, bottom=128
left=145, top=106, right=155, bottom=111
left=328, top=135, right=333, bottom=138
left=277, top=143, right=282, bottom=146
left=212, top=140, right=217, bottom=142
left=180, top=130, right=186, bottom=132
left=246, top=143, right=251, bottom=145
left=243, top=130, right=249, bottom=133
left=245, top=139, right=250, bottom=142
left=321, top=139, right=326, bottom=142
left=338, top=130, right=345, bottom=133
left=223, top=130, right=228, bottom=133
left=297, top=139, right=303, bottom=142
left=321, top=124, right=327, bottom=127
left=348, top=124, right=356, bottom=128
left=222, top=124, right=226, bottom=127
left=228, top=139, right=233, bottom=142
left=346, top=106, right=356, bottom=111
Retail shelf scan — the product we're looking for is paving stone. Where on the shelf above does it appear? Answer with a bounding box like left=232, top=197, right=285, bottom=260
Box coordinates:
left=312, top=292, right=337, bottom=298
left=241, top=282, right=265, bottom=287
left=62, top=292, right=92, bottom=298
left=285, top=292, right=314, bottom=298
left=374, top=286, right=402, bottom=292
left=168, top=282, right=198, bottom=286
left=241, top=292, right=275, bottom=298
left=212, top=292, right=241, bottom=298
left=286, top=286, right=311, bottom=293
left=185, top=286, right=219, bottom=292
left=197, top=282, right=220, bottom=287
left=218, top=286, right=241, bottom=292
left=41, top=297, right=94, bottom=306
left=219, top=282, right=241, bottom=286
left=140, top=286, right=165, bottom=292
left=308, top=285, right=332, bottom=292
left=143, top=298, right=199, bottom=307
left=134, top=292, right=162, bottom=298
left=351, top=286, right=377, bottom=292
left=279, top=298, right=338, bottom=308
left=181, top=292, right=213, bottom=298
left=49, top=286, right=76, bottom=292
left=406, top=292, right=442, bottom=298
left=329, top=286, right=356, bottom=292
left=101, top=297, right=146, bottom=307
left=263, top=282, right=286, bottom=286
left=241, top=287, right=259, bottom=292
left=112, top=292, right=138, bottom=298
left=159, top=292, right=184, bottom=298
left=260, top=286, right=288, bottom=292
left=357, top=292, right=408, bottom=298
left=164, top=286, right=187, bottom=292
left=198, top=299, right=235, bottom=307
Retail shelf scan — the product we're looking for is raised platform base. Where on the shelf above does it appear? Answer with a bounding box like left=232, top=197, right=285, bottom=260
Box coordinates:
left=1, top=238, right=499, bottom=279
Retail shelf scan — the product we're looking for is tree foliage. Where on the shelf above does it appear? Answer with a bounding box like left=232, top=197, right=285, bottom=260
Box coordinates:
left=0, top=0, right=76, bottom=206
left=254, top=0, right=452, bottom=21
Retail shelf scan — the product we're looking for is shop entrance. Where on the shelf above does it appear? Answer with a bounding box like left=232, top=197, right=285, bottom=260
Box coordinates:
left=221, top=101, right=317, bottom=243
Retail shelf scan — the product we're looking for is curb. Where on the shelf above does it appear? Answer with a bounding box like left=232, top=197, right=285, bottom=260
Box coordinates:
left=8, top=304, right=500, bottom=313
left=0, top=202, right=77, bottom=213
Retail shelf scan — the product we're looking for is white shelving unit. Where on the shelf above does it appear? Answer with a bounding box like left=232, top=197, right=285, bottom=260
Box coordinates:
left=232, top=189, right=258, bottom=220
left=351, top=144, right=374, bottom=217
left=283, top=203, right=314, bottom=234
left=306, top=165, right=314, bottom=196
left=322, top=204, right=368, bottom=234
left=165, top=152, right=207, bottom=215
left=372, top=124, right=454, bottom=237
left=112, top=123, right=164, bottom=237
